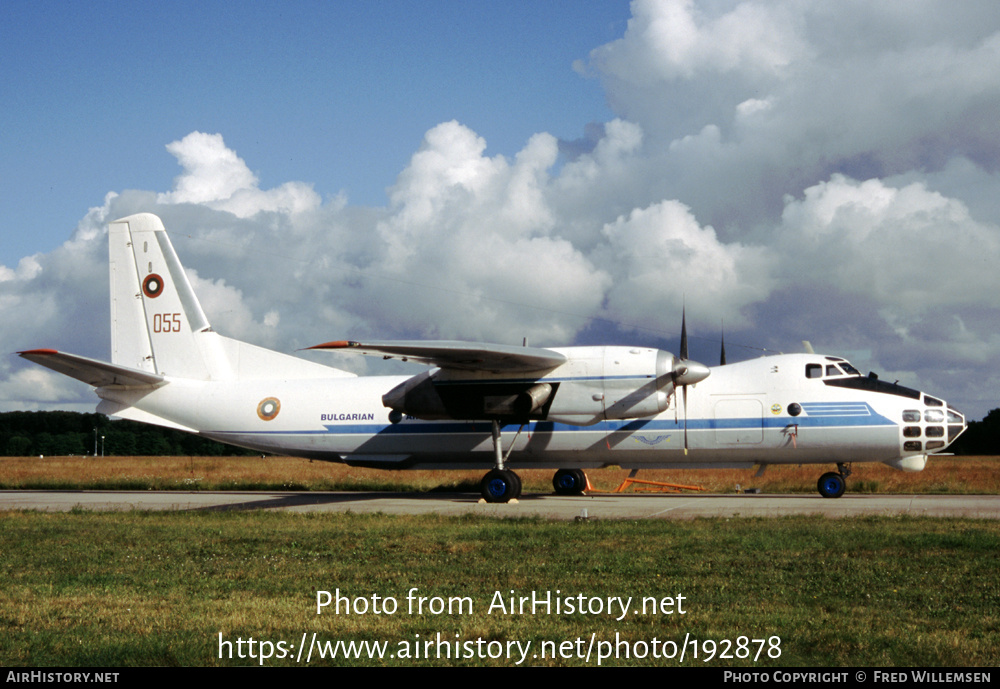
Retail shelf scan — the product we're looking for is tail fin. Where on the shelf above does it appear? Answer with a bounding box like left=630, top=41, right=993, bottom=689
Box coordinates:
left=109, top=213, right=228, bottom=380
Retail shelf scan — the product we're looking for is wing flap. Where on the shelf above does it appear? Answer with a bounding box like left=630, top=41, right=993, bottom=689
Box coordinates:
left=18, top=349, right=165, bottom=388
left=307, top=340, right=567, bottom=373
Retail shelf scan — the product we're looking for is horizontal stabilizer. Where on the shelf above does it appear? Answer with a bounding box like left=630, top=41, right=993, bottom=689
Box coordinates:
left=96, top=400, right=196, bottom=432
left=308, top=339, right=568, bottom=373
left=18, top=349, right=165, bottom=388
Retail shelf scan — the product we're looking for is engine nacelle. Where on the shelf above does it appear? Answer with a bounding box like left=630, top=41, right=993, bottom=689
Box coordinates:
left=546, top=346, right=676, bottom=424
left=382, top=371, right=555, bottom=422
left=382, top=346, right=705, bottom=426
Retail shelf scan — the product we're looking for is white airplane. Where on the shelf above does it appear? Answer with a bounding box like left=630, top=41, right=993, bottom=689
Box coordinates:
left=20, top=213, right=967, bottom=502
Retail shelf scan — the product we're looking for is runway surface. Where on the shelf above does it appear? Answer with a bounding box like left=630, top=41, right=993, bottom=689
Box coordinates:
left=1, top=490, right=997, bottom=519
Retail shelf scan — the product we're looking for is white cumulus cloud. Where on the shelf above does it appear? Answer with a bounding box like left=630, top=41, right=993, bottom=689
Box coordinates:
left=158, top=132, right=321, bottom=218
left=4, top=1, right=1000, bottom=420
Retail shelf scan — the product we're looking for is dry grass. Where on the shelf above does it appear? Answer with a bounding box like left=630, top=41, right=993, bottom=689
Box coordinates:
left=0, top=454, right=997, bottom=494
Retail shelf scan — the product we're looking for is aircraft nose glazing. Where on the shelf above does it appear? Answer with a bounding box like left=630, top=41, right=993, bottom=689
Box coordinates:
left=945, top=406, right=967, bottom=444
left=901, top=396, right=967, bottom=454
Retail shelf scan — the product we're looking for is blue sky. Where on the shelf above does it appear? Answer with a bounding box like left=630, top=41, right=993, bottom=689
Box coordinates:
left=3, top=0, right=1000, bottom=421
left=1, top=1, right=626, bottom=263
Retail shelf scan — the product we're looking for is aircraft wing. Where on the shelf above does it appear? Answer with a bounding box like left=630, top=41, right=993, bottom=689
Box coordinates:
left=18, top=349, right=165, bottom=387
left=307, top=340, right=567, bottom=373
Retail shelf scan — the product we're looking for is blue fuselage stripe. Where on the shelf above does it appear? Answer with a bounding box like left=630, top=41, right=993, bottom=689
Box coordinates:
left=212, top=404, right=896, bottom=437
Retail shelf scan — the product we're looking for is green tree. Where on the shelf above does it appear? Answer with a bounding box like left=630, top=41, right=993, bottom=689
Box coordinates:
left=6, top=436, right=32, bottom=456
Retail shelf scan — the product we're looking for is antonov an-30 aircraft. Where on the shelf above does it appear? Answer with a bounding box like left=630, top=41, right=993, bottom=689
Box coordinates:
left=20, top=213, right=967, bottom=502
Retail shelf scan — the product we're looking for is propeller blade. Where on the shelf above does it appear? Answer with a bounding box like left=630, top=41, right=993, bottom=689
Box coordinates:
left=683, top=383, right=689, bottom=453
left=720, top=325, right=727, bottom=366
left=673, top=307, right=711, bottom=455
left=680, top=306, right=688, bottom=360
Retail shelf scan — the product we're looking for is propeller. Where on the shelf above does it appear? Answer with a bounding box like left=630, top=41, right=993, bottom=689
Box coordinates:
left=672, top=307, right=711, bottom=453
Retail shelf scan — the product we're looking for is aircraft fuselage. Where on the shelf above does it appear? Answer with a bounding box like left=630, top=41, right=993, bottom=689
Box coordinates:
left=95, top=347, right=961, bottom=474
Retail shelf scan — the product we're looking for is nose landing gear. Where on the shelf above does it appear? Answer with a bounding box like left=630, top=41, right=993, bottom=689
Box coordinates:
left=817, top=463, right=851, bottom=498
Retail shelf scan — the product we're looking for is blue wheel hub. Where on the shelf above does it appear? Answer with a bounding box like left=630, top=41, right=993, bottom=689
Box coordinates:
left=487, top=477, right=509, bottom=498
left=557, top=474, right=577, bottom=491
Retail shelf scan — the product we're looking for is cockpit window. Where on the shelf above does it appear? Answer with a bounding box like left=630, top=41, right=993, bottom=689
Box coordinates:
left=808, top=362, right=862, bottom=379
left=924, top=396, right=943, bottom=407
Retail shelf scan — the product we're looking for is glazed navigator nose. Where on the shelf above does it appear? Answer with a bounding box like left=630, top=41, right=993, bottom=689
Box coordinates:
left=902, top=394, right=966, bottom=454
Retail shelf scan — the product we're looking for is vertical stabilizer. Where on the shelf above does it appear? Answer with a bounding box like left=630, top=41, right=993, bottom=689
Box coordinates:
left=109, top=213, right=227, bottom=380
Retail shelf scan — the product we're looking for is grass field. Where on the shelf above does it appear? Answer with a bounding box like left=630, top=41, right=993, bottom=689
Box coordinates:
left=1, top=510, right=997, bottom=667
left=2, top=456, right=997, bottom=667
left=1, top=454, right=998, bottom=494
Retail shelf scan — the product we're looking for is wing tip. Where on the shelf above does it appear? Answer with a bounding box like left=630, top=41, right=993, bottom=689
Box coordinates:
left=17, top=348, right=59, bottom=357
left=305, top=340, right=359, bottom=351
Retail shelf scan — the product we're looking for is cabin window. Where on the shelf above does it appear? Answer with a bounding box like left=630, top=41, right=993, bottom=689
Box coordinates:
left=903, top=426, right=922, bottom=438
left=903, top=441, right=922, bottom=451
left=926, top=440, right=945, bottom=450
left=806, top=364, right=823, bottom=378
left=925, top=426, right=944, bottom=438
left=902, top=410, right=920, bottom=422
left=924, top=410, right=944, bottom=423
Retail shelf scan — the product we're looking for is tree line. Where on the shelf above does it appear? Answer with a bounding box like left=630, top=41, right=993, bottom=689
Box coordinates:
left=952, top=408, right=1000, bottom=455
left=0, top=411, right=255, bottom=457
left=1, top=409, right=996, bottom=457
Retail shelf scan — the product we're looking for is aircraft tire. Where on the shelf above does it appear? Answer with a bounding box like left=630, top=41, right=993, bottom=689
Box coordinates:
left=553, top=468, right=586, bottom=495
left=817, top=472, right=846, bottom=499
left=481, top=469, right=519, bottom=503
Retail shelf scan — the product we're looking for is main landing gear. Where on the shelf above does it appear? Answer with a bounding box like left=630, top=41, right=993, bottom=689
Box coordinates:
left=478, top=421, right=591, bottom=502
left=480, top=420, right=524, bottom=503
left=817, top=463, right=852, bottom=498
left=552, top=468, right=587, bottom=496
left=480, top=468, right=522, bottom=503
left=478, top=421, right=594, bottom=502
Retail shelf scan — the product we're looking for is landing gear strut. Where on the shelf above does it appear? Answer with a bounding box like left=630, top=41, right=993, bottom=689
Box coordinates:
left=817, top=463, right=852, bottom=499
left=479, top=420, right=523, bottom=503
